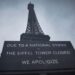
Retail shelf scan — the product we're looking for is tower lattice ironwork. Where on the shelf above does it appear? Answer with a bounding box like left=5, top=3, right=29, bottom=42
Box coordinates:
left=20, top=2, right=50, bottom=41
left=26, top=2, right=44, bottom=35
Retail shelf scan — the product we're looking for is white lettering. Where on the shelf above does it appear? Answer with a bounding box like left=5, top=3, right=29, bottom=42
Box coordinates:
left=22, top=60, right=30, bottom=64
left=7, top=44, right=17, bottom=47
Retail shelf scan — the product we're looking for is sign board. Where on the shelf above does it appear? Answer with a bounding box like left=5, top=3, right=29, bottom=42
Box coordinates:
left=0, top=41, right=75, bottom=71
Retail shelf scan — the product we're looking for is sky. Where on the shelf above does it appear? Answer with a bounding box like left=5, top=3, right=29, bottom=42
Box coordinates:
left=0, top=0, right=75, bottom=54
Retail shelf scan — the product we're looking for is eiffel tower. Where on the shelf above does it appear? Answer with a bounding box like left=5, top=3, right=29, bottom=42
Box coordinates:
left=20, top=2, right=50, bottom=42
left=0, top=2, right=75, bottom=75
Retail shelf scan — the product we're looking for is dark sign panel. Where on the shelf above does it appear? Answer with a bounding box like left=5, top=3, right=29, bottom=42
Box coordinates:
left=0, top=41, right=75, bottom=71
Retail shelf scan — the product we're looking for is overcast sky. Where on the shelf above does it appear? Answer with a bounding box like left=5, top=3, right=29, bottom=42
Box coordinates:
left=0, top=0, right=75, bottom=54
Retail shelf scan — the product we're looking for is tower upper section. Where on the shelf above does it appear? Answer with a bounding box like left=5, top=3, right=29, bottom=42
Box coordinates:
left=20, top=2, right=50, bottom=41
left=28, top=2, right=34, bottom=10
left=25, top=2, right=44, bottom=35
